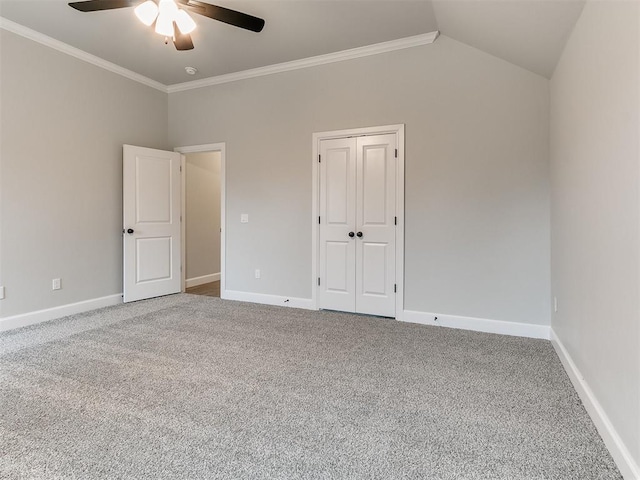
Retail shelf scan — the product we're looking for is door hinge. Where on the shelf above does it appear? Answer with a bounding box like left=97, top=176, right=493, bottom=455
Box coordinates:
left=394, top=284, right=397, bottom=293
left=318, top=216, right=321, bottom=224
left=318, top=154, right=321, bottom=163
left=394, top=216, right=397, bottom=225
left=180, top=215, right=182, bottom=222
left=395, top=149, right=398, bottom=158
left=180, top=165, right=182, bottom=172
left=318, top=277, right=320, bottom=286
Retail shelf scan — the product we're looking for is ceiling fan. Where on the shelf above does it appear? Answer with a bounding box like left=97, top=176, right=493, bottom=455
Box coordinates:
left=68, top=0, right=265, bottom=51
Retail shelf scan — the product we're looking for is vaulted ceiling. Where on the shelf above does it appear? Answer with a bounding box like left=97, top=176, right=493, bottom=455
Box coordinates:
left=0, top=0, right=585, bottom=86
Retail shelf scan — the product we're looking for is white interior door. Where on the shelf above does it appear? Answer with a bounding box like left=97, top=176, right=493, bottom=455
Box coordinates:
left=318, top=138, right=357, bottom=312
left=318, top=134, right=397, bottom=317
left=123, top=145, right=182, bottom=303
left=355, top=134, right=396, bottom=317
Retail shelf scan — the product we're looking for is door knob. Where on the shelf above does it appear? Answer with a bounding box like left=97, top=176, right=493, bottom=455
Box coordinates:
left=348, top=231, right=355, bottom=238
left=127, top=228, right=134, bottom=234
left=357, top=231, right=363, bottom=238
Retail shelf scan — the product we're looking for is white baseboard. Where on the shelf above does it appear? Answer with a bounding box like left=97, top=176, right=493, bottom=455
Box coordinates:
left=402, top=310, right=550, bottom=339
left=186, top=273, right=221, bottom=288
left=221, top=289, right=314, bottom=310
left=0, top=294, right=123, bottom=333
left=551, top=329, right=640, bottom=480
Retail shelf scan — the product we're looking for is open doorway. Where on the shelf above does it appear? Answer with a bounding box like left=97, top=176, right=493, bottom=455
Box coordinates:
left=176, top=143, right=226, bottom=298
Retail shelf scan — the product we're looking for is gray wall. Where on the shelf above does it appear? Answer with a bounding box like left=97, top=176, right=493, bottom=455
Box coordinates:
left=185, top=151, right=221, bottom=280
left=550, top=0, right=640, bottom=468
left=169, top=35, right=551, bottom=326
left=0, top=30, right=168, bottom=317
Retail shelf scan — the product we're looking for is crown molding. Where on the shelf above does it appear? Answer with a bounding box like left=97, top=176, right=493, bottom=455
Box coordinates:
left=167, top=31, right=440, bottom=93
left=1, top=17, right=439, bottom=95
left=0, top=17, right=167, bottom=93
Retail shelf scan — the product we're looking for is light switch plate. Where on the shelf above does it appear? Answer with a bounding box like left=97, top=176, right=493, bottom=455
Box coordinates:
left=241, top=214, right=249, bottom=223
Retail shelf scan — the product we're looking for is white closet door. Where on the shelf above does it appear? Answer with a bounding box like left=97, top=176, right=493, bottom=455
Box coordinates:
left=318, top=134, right=397, bottom=317
left=123, top=145, right=182, bottom=303
left=355, top=134, right=396, bottom=317
left=318, top=138, right=357, bottom=313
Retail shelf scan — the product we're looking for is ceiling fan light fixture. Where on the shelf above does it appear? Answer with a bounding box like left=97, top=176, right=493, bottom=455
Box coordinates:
left=155, top=12, right=174, bottom=37
left=175, top=9, right=197, bottom=34
left=158, top=0, right=178, bottom=17
left=155, top=0, right=179, bottom=36
left=134, top=0, right=159, bottom=26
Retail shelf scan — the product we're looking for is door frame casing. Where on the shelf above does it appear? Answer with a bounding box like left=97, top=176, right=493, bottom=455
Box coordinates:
left=174, top=143, right=226, bottom=298
left=311, top=124, right=405, bottom=320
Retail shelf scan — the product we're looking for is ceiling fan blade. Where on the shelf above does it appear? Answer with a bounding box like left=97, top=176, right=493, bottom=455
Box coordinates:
left=173, top=22, right=195, bottom=50
left=68, top=0, right=140, bottom=12
left=176, top=0, right=264, bottom=32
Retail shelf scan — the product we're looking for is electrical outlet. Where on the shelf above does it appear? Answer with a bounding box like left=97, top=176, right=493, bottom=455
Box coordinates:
left=241, top=214, right=249, bottom=223
left=52, top=278, right=61, bottom=290
left=255, top=269, right=261, bottom=279
left=554, top=296, right=558, bottom=313
left=0, top=286, right=5, bottom=300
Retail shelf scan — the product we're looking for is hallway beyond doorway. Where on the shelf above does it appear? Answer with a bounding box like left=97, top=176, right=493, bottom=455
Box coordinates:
left=186, top=281, right=220, bottom=298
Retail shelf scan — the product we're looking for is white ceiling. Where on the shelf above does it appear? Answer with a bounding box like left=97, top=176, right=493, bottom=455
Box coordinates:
left=0, top=0, right=585, bottom=86
left=432, top=0, right=586, bottom=78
